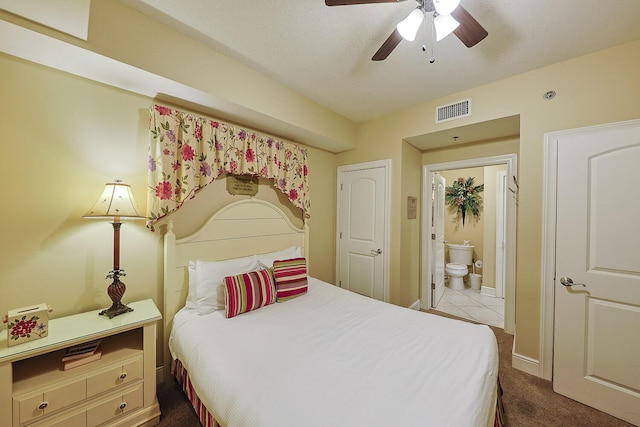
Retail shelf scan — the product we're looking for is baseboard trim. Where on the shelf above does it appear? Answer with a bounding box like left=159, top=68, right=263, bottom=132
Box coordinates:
left=156, top=365, right=164, bottom=385
left=408, top=300, right=421, bottom=310
left=481, top=285, right=496, bottom=297
left=512, top=352, right=541, bottom=377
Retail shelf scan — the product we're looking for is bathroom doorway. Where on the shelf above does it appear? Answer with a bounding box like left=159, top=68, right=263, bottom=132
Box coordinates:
left=422, top=154, right=517, bottom=333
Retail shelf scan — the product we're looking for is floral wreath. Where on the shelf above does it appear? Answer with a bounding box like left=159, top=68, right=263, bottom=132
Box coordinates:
left=445, top=176, right=484, bottom=226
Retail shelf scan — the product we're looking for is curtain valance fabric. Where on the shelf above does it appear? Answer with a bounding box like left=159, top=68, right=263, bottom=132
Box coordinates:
left=146, top=104, right=310, bottom=230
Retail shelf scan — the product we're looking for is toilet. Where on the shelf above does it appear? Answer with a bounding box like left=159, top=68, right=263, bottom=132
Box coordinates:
left=446, top=243, right=474, bottom=290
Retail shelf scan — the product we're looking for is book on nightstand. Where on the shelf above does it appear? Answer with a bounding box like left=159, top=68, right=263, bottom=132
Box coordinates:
left=63, top=350, right=102, bottom=370
left=62, top=339, right=101, bottom=361
left=62, top=339, right=102, bottom=369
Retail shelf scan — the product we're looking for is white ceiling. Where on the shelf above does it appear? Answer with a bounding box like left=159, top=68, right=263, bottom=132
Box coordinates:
left=122, top=0, right=640, bottom=126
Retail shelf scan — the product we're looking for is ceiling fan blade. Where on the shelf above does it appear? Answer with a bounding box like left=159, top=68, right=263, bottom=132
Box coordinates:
left=451, top=5, right=488, bottom=48
left=325, top=0, right=406, bottom=6
left=372, top=29, right=403, bottom=61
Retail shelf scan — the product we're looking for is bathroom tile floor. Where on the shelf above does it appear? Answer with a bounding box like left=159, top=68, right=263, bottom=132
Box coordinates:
left=434, top=285, right=504, bottom=328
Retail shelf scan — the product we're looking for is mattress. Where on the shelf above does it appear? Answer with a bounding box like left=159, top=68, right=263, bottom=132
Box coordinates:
left=169, top=277, right=499, bottom=427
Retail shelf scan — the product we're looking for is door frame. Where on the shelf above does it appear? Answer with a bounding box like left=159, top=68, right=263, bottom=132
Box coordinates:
left=336, top=159, right=392, bottom=302
left=540, top=118, right=640, bottom=381
left=421, top=154, right=517, bottom=334
left=431, top=172, right=446, bottom=307
left=495, top=170, right=507, bottom=299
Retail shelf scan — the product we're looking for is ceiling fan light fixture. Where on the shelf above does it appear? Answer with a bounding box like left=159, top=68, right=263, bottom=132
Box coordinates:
left=433, top=0, right=461, bottom=16
left=434, top=13, right=460, bottom=41
left=397, top=8, right=425, bottom=42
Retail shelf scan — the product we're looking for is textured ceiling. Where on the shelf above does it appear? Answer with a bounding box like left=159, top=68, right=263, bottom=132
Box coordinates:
left=122, top=0, right=640, bottom=124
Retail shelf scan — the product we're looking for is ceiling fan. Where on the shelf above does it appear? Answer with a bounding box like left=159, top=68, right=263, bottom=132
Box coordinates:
left=325, top=0, right=488, bottom=61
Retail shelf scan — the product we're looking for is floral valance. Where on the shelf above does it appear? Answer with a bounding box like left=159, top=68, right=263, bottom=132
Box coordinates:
left=146, top=104, right=310, bottom=230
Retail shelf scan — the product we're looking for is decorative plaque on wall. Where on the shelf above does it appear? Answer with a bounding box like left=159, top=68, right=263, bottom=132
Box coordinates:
left=226, top=175, right=259, bottom=196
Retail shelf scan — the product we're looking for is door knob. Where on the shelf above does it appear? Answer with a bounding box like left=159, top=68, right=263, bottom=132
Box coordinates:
left=560, top=276, right=586, bottom=287
left=371, top=248, right=382, bottom=256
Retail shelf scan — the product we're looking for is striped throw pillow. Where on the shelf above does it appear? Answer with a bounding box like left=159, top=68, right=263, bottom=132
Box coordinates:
left=273, top=257, right=308, bottom=302
left=224, top=268, right=276, bottom=318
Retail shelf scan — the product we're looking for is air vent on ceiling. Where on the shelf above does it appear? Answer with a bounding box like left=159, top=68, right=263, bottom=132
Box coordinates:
left=435, top=98, right=471, bottom=123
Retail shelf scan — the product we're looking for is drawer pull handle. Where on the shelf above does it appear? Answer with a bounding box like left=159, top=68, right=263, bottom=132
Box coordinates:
left=119, top=402, right=127, bottom=410
left=119, top=372, right=127, bottom=380
left=38, top=401, right=49, bottom=410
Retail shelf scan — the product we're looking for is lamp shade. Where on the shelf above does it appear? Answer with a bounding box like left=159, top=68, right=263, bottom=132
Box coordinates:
left=84, top=180, right=144, bottom=220
left=433, top=0, right=461, bottom=16
left=434, top=13, right=460, bottom=41
left=397, top=8, right=425, bottom=42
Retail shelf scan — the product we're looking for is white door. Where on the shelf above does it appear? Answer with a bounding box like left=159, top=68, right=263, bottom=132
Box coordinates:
left=553, top=120, right=640, bottom=425
left=432, top=173, right=446, bottom=307
left=338, top=163, right=388, bottom=301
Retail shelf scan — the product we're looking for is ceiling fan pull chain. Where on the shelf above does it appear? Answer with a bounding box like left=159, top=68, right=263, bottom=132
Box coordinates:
left=421, top=18, right=429, bottom=54
left=428, top=13, right=436, bottom=63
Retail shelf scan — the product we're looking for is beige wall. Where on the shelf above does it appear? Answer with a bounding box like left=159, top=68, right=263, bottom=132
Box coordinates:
left=0, top=54, right=156, bottom=320
left=400, top=141, right=422, bottom=306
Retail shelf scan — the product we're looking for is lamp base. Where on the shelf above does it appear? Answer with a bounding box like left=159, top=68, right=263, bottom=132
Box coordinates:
left=99, top=273, right=133, bottom=319
left=99, top=302, right=134, bottom=319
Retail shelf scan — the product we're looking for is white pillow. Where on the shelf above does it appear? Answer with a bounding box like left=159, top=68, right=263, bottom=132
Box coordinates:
left=185, top=261, right=198, bottom=310
left=195, top=256, right=261, bottom=315
left=256, top=246, right=302, bottom=268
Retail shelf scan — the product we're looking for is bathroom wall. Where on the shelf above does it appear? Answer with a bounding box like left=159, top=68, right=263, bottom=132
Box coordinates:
left=441, top=165, right=505, bottom=289
left=441, top=167, right=485, bottom=265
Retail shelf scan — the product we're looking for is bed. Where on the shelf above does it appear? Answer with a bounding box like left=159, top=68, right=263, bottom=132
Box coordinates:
left=163, top=198, right=501, bottom=427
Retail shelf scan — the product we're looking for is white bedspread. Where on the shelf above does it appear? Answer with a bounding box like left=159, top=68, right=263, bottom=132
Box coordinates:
left=169, top=277, right=498, bottom=427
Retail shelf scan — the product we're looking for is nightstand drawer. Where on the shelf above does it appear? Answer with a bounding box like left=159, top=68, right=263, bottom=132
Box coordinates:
left=13, top=377, right=86, bottom=425
left=86, top=356, right=142, bottom=397
left=86, top=384, right=143, bottom=427
left=29, top=383, right=144, bottom=427
left=31, top=410, right=86, bottom=427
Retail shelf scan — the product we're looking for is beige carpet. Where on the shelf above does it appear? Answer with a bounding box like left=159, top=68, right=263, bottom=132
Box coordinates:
left=155, top=309, right=635, bottom=426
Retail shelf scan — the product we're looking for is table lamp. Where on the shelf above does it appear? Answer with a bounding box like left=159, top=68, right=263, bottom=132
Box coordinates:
left=84, top=180, right=145, bottom=318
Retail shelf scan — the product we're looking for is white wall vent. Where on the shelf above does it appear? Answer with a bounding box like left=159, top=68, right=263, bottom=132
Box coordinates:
left=435, top=98, right=471, bottom=123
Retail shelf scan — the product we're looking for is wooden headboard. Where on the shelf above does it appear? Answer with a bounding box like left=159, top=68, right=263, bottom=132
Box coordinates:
left=162, top=198, right=308, bottom=378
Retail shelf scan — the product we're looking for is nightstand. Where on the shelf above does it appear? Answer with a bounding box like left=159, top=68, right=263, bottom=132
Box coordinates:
left=0, top=299, right=162, bottom=427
